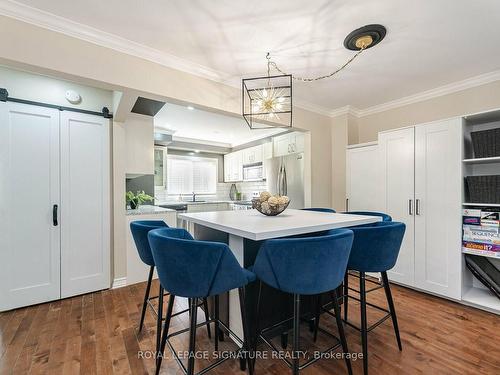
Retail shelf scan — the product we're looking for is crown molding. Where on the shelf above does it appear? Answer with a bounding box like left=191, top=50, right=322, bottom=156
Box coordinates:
left=0, top=0, right=229, bottom=83
left=4, top=1, right=500, bottom=121
left=330, top=69, right=500, bottom=118
left=293, top=100, right=333, bottom=117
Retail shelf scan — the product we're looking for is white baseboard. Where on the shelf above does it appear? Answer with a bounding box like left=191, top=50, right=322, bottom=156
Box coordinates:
left=112, top=277, right=127, bottom=289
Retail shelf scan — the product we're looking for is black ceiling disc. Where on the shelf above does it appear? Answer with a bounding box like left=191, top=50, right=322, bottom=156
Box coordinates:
left=343, top=24, right=387, bottom=51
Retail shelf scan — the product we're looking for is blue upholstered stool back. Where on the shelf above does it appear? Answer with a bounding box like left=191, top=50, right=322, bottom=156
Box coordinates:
left=253, top=229, right=353, bottom=295
left=148, top=228, right=255, bottom=298
left=346, top=211, right=392, bottom=222
left=130, top=220, right=168, bottom=266
left=347, top=221, right=405, bottom=273
left=301, top=207, right=336, bottom=213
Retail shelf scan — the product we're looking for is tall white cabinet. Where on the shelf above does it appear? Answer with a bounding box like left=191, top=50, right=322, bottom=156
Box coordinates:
left=378, top=119, right=462, bottom=299
left=379, top=127, right=416, bottom=286
left=346, top=143, right=381, bottom=212
left=0, top=102, right=110, bottom=311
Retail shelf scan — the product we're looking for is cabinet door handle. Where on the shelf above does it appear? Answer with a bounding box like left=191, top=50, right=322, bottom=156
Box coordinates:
left=408, top=199, right=413, bottom=216
left=346, top=198, right=349, bottom=211
left=416, top=199, right=421, bottom=215
left=53, top=204, right=58, bottom=226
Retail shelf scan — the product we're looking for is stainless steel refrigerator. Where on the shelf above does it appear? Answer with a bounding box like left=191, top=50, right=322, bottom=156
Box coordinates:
left=265, top=153, right=304, bottom=209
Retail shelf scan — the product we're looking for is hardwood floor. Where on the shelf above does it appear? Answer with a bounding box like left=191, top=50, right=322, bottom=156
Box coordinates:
left=1, top=277, right=499, bottom=375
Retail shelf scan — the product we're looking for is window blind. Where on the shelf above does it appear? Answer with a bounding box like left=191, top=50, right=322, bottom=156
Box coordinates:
left=167, top=155, right=217, bottom=194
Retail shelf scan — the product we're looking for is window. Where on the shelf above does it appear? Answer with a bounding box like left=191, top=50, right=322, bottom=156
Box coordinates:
left=167, top=155, right=217, bottom=195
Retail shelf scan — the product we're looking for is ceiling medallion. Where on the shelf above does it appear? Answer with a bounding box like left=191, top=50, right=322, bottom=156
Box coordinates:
left=242, top=24, right=386, bottom=129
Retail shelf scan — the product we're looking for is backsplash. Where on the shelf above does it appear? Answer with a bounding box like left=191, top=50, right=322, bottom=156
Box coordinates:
left=154, top=180, right=267, bottom=203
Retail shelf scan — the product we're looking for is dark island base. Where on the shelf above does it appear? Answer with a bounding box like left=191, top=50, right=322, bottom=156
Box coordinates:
left=193, top=225, right=342, bottom=343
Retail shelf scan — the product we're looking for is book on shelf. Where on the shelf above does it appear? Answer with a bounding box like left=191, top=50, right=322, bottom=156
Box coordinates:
left=463, top=225, right=500, bottom=244
left=462, top=209, right=499, bottom=227
left=462, top=241, right=500, bottom=252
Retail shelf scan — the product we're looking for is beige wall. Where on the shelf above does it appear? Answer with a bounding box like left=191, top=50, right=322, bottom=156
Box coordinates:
left=0, top=16, right=333, bottom=281
left=330, top=79, right=500, bottom=217
left=357, top=80, right=500, bottom=143
left=0, top=65, right=112, bottom=112
left=330, top=114, right=348, bottom=212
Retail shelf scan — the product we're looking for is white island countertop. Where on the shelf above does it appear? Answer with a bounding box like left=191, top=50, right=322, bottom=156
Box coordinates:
left=179, top=209, right=381, bottom=241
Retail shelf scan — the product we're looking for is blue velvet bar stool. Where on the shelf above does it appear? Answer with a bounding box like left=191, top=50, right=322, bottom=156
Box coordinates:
left=341, top=211, right=392, bottom=323
left=149, top=228, right=256, bottom=375
left=252, top=229, right=354, bottom=375
left=341, top=221, right=405, bottom=375
left=130, top=221, right=211, bottom=357
left=301, top=207, right=336, bottom=213
left=344, top=211, right=392, bottom=222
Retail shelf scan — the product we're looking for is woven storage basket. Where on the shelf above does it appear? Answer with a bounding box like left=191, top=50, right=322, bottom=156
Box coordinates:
left=466, top=175, right=500, bottom=203
left=471, top=128, right=500, bottom=158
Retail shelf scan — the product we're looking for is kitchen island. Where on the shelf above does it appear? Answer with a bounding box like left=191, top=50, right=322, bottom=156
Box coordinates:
left=179, top=209, right=381, bottom=342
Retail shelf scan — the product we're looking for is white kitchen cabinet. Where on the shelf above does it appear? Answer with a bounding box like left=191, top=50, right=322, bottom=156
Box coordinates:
left=242, top=145, right=263, bottom=165
left=379, top=127, right=416, bottom=287
left=414, top=119, right=462, bottom=299
left=346, top=143, right=381, bottom=212
left=273, top=132, right=305, bottom=157
left=125, top=113, right=154, bottom=176
left=379, top=120, right=462, bottom=299
left=0, top=102, right=110, bottom=311
left=224, top=150, right=243, bottom=182
left=263, top=142, right=273, bottom=159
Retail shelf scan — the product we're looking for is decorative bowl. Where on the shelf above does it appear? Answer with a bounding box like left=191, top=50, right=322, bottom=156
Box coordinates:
left=252, top=198, right=290, bottom=216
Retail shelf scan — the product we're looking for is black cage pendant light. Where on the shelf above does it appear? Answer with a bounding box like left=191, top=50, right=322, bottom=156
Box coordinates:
left=242, top=24, right=386, bottom=129
left=242, top=73, right=292, bottom=129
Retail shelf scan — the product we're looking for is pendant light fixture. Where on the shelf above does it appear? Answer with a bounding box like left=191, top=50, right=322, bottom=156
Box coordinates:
left=242, top=24, right=386, bottom=129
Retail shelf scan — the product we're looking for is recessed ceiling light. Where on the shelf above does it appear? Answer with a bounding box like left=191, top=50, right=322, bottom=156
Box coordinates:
left=187, top=106, right=195, bottom=110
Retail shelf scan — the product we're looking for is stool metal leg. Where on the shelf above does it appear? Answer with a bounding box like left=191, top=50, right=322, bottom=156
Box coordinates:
left=155, top=294, right=175, bottom=375
left=187, top=298, right=198, bottom=375
left=139, top=266, right=154, bottom=333
left=252, top=281, right=263, bottom=368
left=313, top=295, right=321, bottom=342
left=381, top=271, right=402, bottom=351
left=214, top=295, right=220, bottom=352
left=343, top=273, right=349, bottom=321
left=238, top=287, right=254, bottom=375
left=331, top=289, right=353, bottom=375
left=359, top=272, right=368, bottom=375
left=292, top=294, right=301, bottom=375
left=156, top=285, right=164, bottom=358
left=202, top=298, right=212, bottom=339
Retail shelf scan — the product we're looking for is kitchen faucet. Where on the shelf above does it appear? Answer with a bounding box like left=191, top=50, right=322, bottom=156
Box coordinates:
left=192, top=192, right=196, bottom=202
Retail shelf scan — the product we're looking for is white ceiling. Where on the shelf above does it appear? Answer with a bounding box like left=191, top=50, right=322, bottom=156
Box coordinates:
left=154, top=103, right=285, bottom=147
left=6, top=0, right=500, bottom=113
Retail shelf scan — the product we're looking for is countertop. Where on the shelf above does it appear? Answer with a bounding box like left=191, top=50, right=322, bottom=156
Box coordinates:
left=126, top=205, right=176, bottom=216
left=156, top=200, right=252, bottom=206
left=179, top=209, right=381, bottom=241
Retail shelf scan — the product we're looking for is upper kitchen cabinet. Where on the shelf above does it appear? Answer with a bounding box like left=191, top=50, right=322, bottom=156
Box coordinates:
left=273, top=131, right=305, bottom=157
left=242, top=145, right=263, bottom=165
left=224, top=150, right=243, bottom=182
left=125, top=113, right=154, bottom=176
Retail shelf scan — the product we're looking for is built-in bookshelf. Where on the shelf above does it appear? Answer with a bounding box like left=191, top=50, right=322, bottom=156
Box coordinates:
left=461, top=109, right=500, bottom=314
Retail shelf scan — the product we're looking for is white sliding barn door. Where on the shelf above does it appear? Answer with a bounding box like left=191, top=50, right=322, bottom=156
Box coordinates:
left=0, top=102, right=61, bottom=311
left=379, top=127, right=415, bottom=286
left=60, top=111, right=110, bottom=298
left=414, top=119, right=462, bottom=299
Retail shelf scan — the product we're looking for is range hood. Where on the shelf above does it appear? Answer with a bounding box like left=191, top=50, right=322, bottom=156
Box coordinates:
left=154, top=132, right=173, bottom=146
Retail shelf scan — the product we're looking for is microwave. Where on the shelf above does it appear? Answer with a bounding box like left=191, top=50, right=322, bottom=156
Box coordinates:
left=243, top=163, right=263, bottom=181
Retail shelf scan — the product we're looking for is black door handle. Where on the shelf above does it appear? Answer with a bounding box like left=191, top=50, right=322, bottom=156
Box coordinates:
left=53, top=204, right=58, bottom=226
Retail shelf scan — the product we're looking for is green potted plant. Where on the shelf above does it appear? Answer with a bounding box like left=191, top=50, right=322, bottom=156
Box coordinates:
left=126, top=190, right=154, bottom=209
